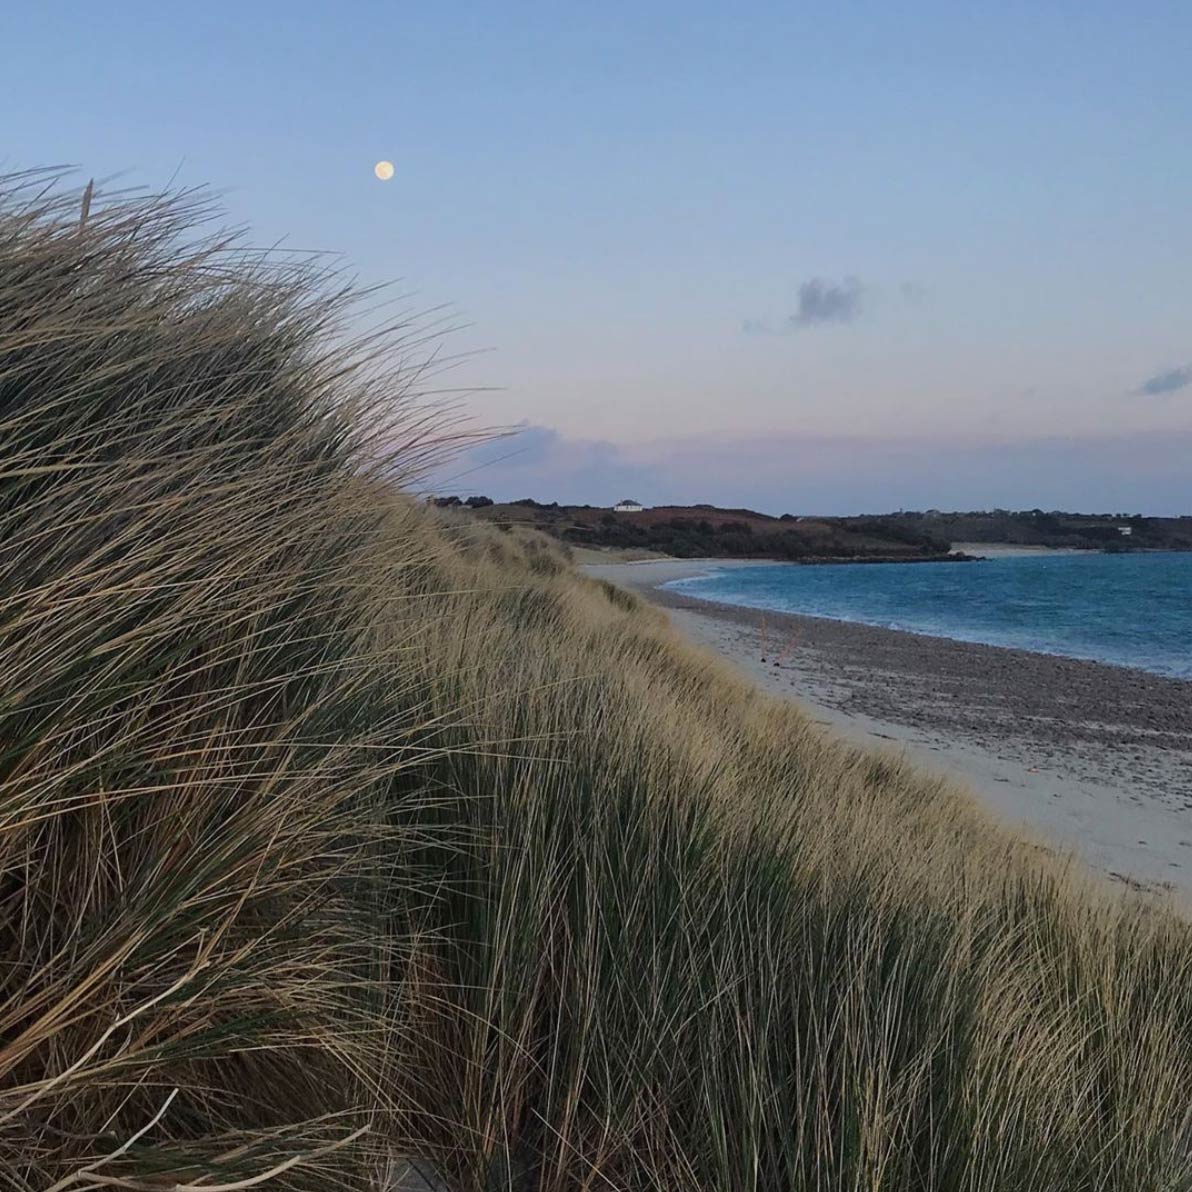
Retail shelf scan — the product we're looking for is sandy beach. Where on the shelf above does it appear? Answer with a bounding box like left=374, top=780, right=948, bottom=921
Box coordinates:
left=584, top=557, right=1192, bottom=905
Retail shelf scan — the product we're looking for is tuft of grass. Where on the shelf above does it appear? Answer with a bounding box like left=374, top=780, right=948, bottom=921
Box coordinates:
left=3, top=172, right=1191, bottom=1190
left=392, top=528, right=1192, bottom=1191
left=0, top=170, right=446, bottom=1189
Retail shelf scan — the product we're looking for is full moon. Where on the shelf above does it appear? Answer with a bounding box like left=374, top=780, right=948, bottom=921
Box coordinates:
left=374, top=161, right=395, bottom=181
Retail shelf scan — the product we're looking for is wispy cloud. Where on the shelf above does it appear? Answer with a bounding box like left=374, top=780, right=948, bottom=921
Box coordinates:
left=1136, top=364, right=1192, bottom=397
left=789, top=276, right=864, bottom=328
left=899, top=280, right=929, bottom=305
left=743, top=276, right=867, bottom=336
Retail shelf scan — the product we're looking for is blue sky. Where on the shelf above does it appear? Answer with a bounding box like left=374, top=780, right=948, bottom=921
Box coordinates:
left=5, top=1, right=1191, bottom=512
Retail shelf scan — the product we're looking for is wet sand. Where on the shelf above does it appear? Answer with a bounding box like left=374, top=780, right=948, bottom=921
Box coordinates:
left=584, top=558, right=1192, bottom=906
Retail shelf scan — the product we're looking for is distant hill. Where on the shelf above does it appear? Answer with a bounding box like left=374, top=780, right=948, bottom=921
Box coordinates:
left=843, top=509, right=1192, bottom=553
left=429, top=499, right=1192, bottom=561
left=432, top=498, right=964, bottom=562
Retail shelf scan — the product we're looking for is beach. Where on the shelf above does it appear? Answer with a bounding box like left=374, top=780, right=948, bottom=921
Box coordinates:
left=585, top=557, right=1192, bottom=905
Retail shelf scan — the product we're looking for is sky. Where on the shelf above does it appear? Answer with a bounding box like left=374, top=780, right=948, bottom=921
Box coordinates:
left=4, top=1, right=1191, bottom=513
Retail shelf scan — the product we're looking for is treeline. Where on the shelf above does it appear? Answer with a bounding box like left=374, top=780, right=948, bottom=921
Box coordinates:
left=855, top=509, right=1192, bottom=552
left=563, top=515, right=947, bottom=561
left=430, top=494, right=494, bottom=508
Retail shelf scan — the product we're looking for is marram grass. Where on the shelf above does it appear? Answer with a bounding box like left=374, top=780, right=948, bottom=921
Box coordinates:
left=2, top=172, right=1191, bottom=1191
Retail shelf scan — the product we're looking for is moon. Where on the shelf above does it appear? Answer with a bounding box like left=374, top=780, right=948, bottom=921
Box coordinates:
left=374, top=160, right=395, bottom=181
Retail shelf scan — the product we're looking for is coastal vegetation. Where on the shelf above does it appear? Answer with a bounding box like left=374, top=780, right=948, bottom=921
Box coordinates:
left=842, top=509, right=1192, bottom=553
left=4, top=174, right=1192, bottom=1191
left=450, top=499, right=961, bottom=561
left=438, top=499, right=1192, bottom=560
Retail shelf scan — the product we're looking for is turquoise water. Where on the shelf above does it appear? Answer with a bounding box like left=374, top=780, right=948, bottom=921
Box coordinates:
left=663, top=552, right=1192, bottom=679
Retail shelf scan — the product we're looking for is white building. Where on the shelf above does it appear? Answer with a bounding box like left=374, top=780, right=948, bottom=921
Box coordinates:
left=1117, top=525, right=1133, bottom=536
left=612, top=498, right=645, bottom=513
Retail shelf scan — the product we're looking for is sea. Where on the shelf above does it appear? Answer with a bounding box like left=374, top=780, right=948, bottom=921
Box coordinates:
left=662, top=551, right=1192, bottom=680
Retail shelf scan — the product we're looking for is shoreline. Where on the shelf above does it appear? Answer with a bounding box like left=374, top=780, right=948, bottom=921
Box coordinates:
left=951, top=541, right=1097, bottom=557
left=584, top=557, right=1192, bottom=906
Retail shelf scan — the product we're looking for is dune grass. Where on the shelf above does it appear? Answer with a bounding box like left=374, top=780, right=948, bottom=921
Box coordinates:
left=2, top=173, right=1191, bottom=1190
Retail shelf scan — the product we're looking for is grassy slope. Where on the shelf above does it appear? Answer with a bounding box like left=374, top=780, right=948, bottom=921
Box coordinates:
left=464, top=503, right=955, bottom=562
left=3, top=176, right=1191, bottom=1191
